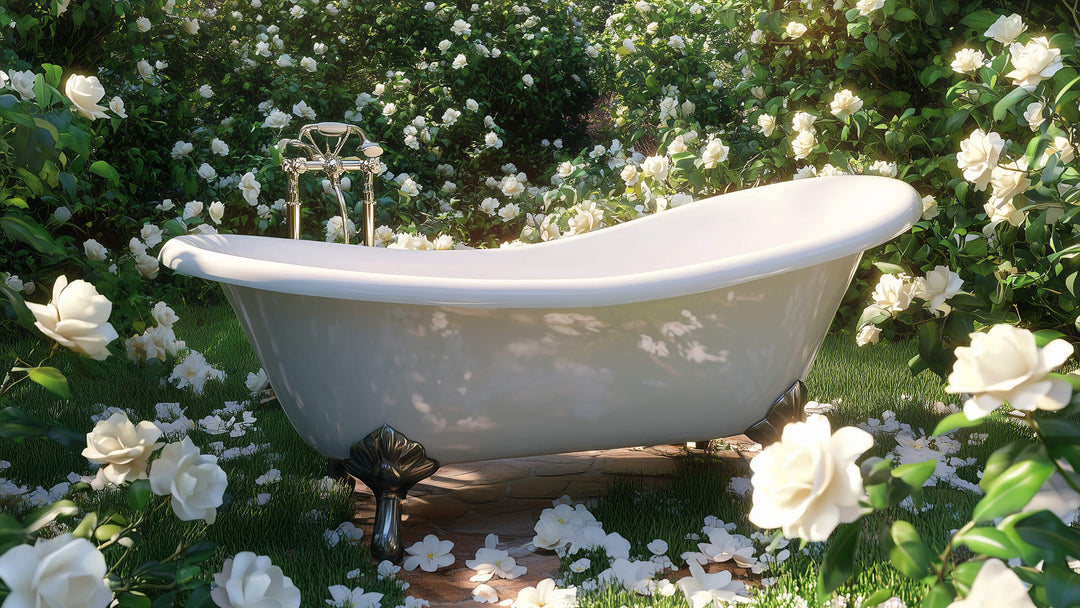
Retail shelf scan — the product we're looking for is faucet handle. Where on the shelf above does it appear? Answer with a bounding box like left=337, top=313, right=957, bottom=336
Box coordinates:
left=312, top=122, right=352, bottom=137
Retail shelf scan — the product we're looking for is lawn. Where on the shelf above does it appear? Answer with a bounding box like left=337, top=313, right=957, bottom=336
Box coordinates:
left=1, top=300, right=1046, bottom=606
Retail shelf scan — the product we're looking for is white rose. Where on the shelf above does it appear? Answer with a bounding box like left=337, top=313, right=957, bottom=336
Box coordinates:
left=1023, top=102, right=1045, bottom=131
left=152, top=301, right=179, bottom=327
left=183, top=17, right=199, bottom=34
left=829, top=89, right=863, bottom=120
left=208, top=201, right=225, bottom=224
left=82, top=412, right=164, bottom=489
left=984, top=13, right=1027, bottom=45
left=0, top=534, right=112, bottom=608
left=946, top=325, right=1074, bottom=420
left=987, top=161, right=1031, bottom=209
left=749, top=414, right=872, bottom=541
left=947, top=559, right=1036, bottom=608
left=452, top=54, right=468, bottom=70
left=246, top=368, right=269, bottom=393
left=869, top=160, right=897, bottom=178
left=701, top=138, right=729, bottom=169
left=211, top=138, right=229, bottom=156
left=136, top=60, right=154, bottom=81
left=198, top=84, right=213, bottom=98
left=136, top=16, right=152, bottom=32
left=26, top=276, right=119, bottom=360
left=83, top=238, right=108, bottom=261
left=791, top=111, right=816, bottom=134
left=855, top=0, right=884, bottom=16
left=620, top=164, right=639, bottom=186
left=149, top=437, right=228, bottom=524
left=171, top=140, right=193, bottom=158
left=640, top=155, right=669, bottom=182
left=950, top=48, right=986, bottom=74
left=263, top=109, right=291, bottom=129
left=1040, top=135, right=1075, bottom=166
left=141, top=223, right=162, bottom=248
left=784, top=22, right=807, bottom=38
left=109, top=96, right=127, bottom=118
left=292, top=100, right=316, bottom=119
left=1006, top=37, right=1063, bottom=91
left=9, top=70, right=36, bottom=100
left=791, top=130, right=816, bottom=160
left=855, top=324, right=880, bottom=346
left=211, top=552, right=301, bottom=608
left=239, top=172, right=261, bottom=206
left=466, top=98, right=479, bottom=112
left=183, top=200, right=204, bottom=219
left=917, top=265, right=963, bottom=313
left=197, top=163, right=217, bottom=180
left=485, top=131, right=503, bottom=149
left=65, top=74, right=110, bottom=120
left=871, top=273, right=917, bottom=313
left=921, top=194, right=939, bottom=220
left=135, top=251, right=160, bottom=279
left=522, top=74, right=534, bottom=87
left=956, top=128, right=1005, bottom=191
left=757, top=114, right=775, bottom=136
left=498, top=203, right=520, bottom=221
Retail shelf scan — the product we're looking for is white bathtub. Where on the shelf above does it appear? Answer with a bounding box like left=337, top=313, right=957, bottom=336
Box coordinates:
left=160, top=175, right=920, bottom=464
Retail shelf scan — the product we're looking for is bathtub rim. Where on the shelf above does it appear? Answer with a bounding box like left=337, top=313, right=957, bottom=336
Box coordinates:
left=159, top=175, right=921, bottom=308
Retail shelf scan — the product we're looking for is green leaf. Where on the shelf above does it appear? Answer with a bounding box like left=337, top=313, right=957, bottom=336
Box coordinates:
left=1032, top=329, right=1066, bottom=347
left=997, top=513, right=1047, bottom=565
left=0, top=214, right=67, bottom=255
left=817, top=521, right=861, bottom=603
left=1045, top=560, right=1080, bottom=607
left=128, top=479, right=152, bottom=512
left=859, top=589, right=896, bottom=608
left=115, top=592, right=152, bottom=608
left=24, top=366, right=71, bottom=399
left=920, top=583, right=956, bottom=608
left=22, top=499, right=78, bottom=533
left=181, top=541, right=217, bottom=564
left=1014, top=510, right=1080, bottom=561
left=980, top=440, right=1028, bottom=491
left=893, top=7, right=916, bottom=21
left=32, top=74, right=52, bottom=109
left=993, top=87, right=1029, bottom=121
left=89, top=160, right=121, bottom=186
left=185, top=584, right=215, bottom=608
left=873, top=262, right=907, bottom=275
left=892, top=460, right=937, bottom=490
left=0, top=279, right=35, bottom=327
left=973, top=451, right=1055, bottom=523
left=41, top=63, right=63, bottom=88
left=888, top=520, right=932, bottom=579
left=94, top=523, right=124, bottom=542
left=72, top=512, right=98, bottom=539
left=954, top=527, right=1018, bottom=559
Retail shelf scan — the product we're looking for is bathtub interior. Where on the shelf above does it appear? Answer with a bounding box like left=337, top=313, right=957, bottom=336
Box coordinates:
left=160, top=176, right=920, bottom=308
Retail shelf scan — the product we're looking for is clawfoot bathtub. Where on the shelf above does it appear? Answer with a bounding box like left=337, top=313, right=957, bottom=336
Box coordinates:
left=160, top=175, right=921, bottom=561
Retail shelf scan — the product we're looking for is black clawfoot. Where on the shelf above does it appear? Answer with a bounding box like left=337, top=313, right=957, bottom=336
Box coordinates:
left=341, top=425, right=439, bottom=563
left=744, top=380, right=807, bottom=445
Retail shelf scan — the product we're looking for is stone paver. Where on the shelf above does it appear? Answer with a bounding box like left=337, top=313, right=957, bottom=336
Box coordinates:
left=351, top=441, right=757, bottom=607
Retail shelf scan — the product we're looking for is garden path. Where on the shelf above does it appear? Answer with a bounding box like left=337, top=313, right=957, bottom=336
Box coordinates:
left=351, top=436, right=762, bottom=606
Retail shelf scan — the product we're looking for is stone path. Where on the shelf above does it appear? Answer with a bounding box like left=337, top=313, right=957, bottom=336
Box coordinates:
left=351, top=436, right=761, bottom=606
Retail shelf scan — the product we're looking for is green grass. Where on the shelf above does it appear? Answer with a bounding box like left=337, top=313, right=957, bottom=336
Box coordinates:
left=575, top=332, right=1039, bottom=606
left=0, top=304, right=1054, bottom=606
left=0, top=302, right=403, bottom=603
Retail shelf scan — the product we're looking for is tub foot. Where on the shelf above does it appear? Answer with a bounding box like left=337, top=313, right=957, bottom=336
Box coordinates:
left=342, top=424, right=440, bottom=564
left=744, top=380, right=807, bottom=445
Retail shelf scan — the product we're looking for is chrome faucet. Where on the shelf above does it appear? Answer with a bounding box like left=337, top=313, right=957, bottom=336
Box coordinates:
left=279, top=122, right=384, bottom=245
